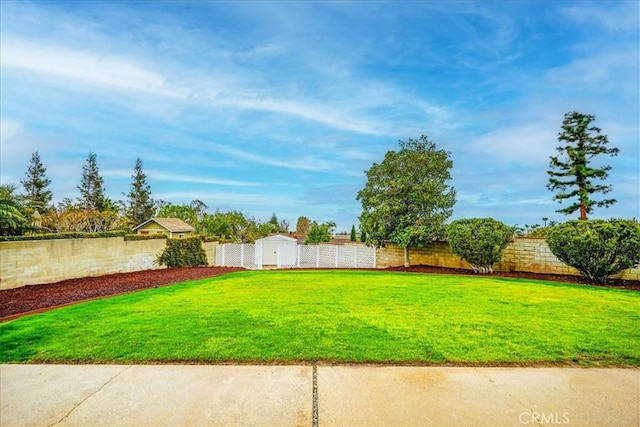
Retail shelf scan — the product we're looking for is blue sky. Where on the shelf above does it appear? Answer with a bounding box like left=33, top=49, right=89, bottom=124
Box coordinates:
left=1, top=1, right=638, bottom=232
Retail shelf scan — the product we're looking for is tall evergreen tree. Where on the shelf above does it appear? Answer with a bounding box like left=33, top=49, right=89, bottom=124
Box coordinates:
left=296, top=216, right=310, bottom=239
left=547, top=111, right=619, bottom=220
left=269, top=212, right=279, bottom=227
left=125, top=158, right=155, bottom=226
left=77, top=152, right=107, bottom=211
left=20, top=151, right=52, bottom=213
left=350, top=225, right=357, bottom=242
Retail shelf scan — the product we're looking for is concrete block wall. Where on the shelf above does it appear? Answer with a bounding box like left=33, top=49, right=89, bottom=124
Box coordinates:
left=377, top=238, right=639, bottom=281
left=1, top=237, right=221, bottom=290
left=202, top=241, right=218, bottom=266
left=0, top=237, right=167, bottom=290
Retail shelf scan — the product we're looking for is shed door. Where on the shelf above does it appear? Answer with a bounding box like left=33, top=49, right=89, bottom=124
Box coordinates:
left=262, top=241, right=279, bottom=265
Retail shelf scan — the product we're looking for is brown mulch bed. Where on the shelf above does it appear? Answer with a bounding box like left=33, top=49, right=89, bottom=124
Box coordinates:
left=1, top=265, right=637, bottom=321
left=0, top=267, right=244, bottom=321
left=385, top=265, right=640, bottom=290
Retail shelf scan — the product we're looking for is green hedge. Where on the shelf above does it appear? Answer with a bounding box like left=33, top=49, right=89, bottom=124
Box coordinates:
left=156, top=236, right=208, bottom=268
left=124, top=234, right=168, bottom=241
left=0, top=231, right=126, bottom=241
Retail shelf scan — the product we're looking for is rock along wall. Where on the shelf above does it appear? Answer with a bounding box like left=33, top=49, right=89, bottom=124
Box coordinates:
left=376, top=237, right=639, bottom=281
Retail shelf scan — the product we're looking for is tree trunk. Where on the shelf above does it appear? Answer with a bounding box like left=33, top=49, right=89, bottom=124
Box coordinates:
left=579, top=183, right=587, bottom=220
left=404, top=246, right=410, bottom=267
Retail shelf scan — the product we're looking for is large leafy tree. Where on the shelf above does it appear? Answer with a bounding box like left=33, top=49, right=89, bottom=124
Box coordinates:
left=20, top=151, right=52, bottom=213
left=125, top=158, right=155, bottom=227
left=78, top=152, right=108, bottom=211
left=304, top=221, right=335, bottom=244
left=547, top=111, right=619, bottom=220
left=157, top=203, right=198, bottom=225
left=357, top=135, right=456, bottom=267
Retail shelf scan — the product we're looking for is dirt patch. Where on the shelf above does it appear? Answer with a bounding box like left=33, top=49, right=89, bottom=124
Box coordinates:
left=0, top=267, right=243, bottom=321
left=1, top=265, right=637, bottom=321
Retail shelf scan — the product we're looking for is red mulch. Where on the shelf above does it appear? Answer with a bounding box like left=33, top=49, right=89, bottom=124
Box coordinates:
left=385, top=265, right=640, bottom=290
left=1, top=265, right=637, bottom=321
left=0, top=267, right=244, bottom=321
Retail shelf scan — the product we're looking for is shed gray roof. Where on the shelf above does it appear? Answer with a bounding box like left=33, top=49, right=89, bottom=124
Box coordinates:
left=255, top=234, right=297, bottom=243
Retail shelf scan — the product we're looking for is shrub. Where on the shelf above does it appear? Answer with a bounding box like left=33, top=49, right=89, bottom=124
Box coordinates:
left=124, top=233, right=168, bottom=241
left=546, top=219, right=640, bottom=283
left=0, top=231, right=126, bottom=241
left=446, top=218, right=514, bottom=274
left=156, top=236, right=208, bottom=268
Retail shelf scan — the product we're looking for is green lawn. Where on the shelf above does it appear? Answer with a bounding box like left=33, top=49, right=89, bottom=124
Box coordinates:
left=1, top=270, right=639, bottom=365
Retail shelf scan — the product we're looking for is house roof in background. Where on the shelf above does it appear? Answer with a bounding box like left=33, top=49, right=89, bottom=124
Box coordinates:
left=133, top=217, right=195, bottom=233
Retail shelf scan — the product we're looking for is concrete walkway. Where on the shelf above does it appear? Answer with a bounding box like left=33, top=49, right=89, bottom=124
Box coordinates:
left=1, top=365, right=638, bottom=427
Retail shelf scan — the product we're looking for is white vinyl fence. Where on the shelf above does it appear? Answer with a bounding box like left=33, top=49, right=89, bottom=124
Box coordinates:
left=216, top=243, right=376, bottom=269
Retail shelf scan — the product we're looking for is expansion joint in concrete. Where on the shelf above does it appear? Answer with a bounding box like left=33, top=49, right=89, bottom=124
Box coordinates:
left=312, top=365, right=318, bottom=427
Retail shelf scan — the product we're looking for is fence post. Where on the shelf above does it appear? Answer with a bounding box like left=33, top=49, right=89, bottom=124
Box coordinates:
left=240, top=244, right=245, bottom=267
left=297, top=245, right=301, bottom=268
left=373, top=246, right=377, bottom=268
left=354, top=246, right=358, bottom=268
left=335, top=246, right=339, bottom=267
left=221, top=244, right=226, bottom=266
left=316, top=245, right=320, bottom=268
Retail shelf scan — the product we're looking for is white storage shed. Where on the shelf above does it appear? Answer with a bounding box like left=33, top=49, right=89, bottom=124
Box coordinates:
left=255, top=234, right=298, bottom=267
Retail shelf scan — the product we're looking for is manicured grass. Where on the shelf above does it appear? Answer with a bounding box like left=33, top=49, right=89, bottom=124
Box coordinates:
left=1, top=270, right=639, bottom=365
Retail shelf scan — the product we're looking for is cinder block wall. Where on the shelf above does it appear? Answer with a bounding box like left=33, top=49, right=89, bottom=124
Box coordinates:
left=376, top=238, right=639, bottom=281
left=202, top=241, right=218, bottom=267
left=0, top=237, right=167, bottom=290
left=1, top=237, right=221, bottom=290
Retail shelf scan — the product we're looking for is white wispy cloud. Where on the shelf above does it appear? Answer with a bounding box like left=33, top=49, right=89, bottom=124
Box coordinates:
left=0, top=39, right=184, bottom=98
left=205, top=142, right=338, bottom=172
left=0, top=38, right=410, bottom=137
left=466, top=124, right=557, bottom=166
left=102, top=169, right=263, bottom=187
left=562, top=3, right=639, bottom=32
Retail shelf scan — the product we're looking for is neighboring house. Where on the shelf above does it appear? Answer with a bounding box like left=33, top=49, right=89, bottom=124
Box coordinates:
left=133, top=217, right=195, bottom=238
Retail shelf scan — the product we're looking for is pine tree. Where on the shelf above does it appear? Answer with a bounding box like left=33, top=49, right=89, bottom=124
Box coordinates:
left=20, top=151, right=52, bottom=213
left=77, top=152, right=107, bottom=211
left=350, top=225, right=357, bottom=242
left=269, top=212, right=279, bottom=226
left=547, top=111, right=619, bottom=220
left=125, top=158, right=155, bottom=226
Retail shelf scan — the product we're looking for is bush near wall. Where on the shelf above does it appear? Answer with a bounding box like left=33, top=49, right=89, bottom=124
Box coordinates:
left=446, top=218, right=514, bottom=274
left=156, top=236, right=208, bottom=268
left=123, top=234, right=168, bottom=241
left=0, top=231, right=126, bottom=241
left=547, top=219, right=640, bottom=284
